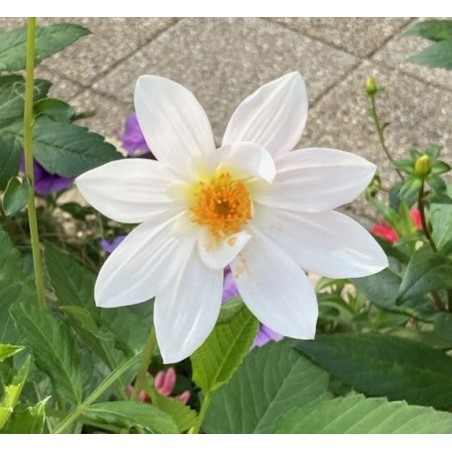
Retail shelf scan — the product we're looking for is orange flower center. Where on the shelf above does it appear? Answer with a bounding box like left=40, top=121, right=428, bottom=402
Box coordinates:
left=190, top=172, right=252, bottom=238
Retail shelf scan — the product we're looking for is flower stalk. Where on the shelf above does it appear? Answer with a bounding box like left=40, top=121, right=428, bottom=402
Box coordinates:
left=24, top=17, right=46, bottom=308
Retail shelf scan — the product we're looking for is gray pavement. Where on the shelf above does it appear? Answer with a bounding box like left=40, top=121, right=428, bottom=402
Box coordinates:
left=1, top=17, right=451, bottom=223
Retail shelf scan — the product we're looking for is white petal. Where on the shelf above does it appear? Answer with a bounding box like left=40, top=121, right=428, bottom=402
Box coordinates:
left=198, top=228, right=252, bottom=270
left=230, top=226, right=318, bottom=339
left=207, top=142, right=276, bottom=183
left=154, top=250, right=223, bottom=363
left=252, top=148, right=376, bottom=212
left=255, top=207, right=389, bottom=278
left=76, top=159, right=180, bottom=223
left=135, top=75, right=215, bottom=176
left=95, top=210, right=196, bottom=308
left=223, top=72, right=308, bottom=159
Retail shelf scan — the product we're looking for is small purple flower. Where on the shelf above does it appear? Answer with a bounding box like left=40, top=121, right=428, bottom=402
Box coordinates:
left=20, top=158, right=73, bottom=196
left=222, top=267, right=284, bottom=348
left=100, top=235, right=126, bottom=254
left=117, top=112, right=151, bottom=156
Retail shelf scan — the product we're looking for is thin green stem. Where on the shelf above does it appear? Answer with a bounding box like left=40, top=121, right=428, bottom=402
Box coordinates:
left=131, top=326, right=156, bottom=400
left=53, top=352, right=142, bottom=434
left=369, top=95, right=403, bottom=180
left=189, top=393, right=212, bottom=434
left=24, top=17, right=46, bottom=308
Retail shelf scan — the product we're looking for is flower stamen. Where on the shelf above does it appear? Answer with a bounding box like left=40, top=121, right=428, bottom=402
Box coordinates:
left=190, top=172, right=252, bottom=238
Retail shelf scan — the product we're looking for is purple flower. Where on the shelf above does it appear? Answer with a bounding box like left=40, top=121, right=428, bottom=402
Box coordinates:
left=117, top=112, right=151, bottom=156
left=223, top=267, right=284, bottom=348
left=100, top=235, right=126, bottom=254
left=20, top=158, right=73, bottom=196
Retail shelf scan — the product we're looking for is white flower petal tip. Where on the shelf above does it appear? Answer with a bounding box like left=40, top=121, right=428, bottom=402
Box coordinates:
left=210, top=142, right=276, bottom=183
left=198, top=229, right=252, bottom=270
left=134, top=75, right=215, bottom=175
left=223, top=72, right=308, bottom=159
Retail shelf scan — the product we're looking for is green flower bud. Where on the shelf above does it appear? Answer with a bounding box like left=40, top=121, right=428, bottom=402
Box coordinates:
left=365, top=77, right=377, bottom=96
left=414, top=154, right=432, bottom=179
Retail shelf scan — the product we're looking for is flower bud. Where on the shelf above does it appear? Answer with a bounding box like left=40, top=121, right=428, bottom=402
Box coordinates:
left=414, top=154, right=432, bottom=179
left=365, top=77, right=377, bottom=96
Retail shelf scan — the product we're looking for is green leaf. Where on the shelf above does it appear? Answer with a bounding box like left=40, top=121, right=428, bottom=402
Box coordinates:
left=267, top=394, right=452, bottom=433
left=431, top=201, right=452, bottom=255
left=0, top=226, right=36, bottom=343
left=146, top=386, right=197, bottom=433
left=399, top=177, right=422, bottom=201
left=217, top=296, right=245, bottom=323
left=392, top=159, right=414, bottom=175
left=2, top=176, right=30, bottom=216
left=0, top=24, right=90, bottom=72
left=203, top=341, right=331, bottom=433
left=434, top=312, right=452, bottom=343
left=191, top=306, right=259, bottom=393
left=10, top=302, right=84, bottom=408
left=0, top=344, right=24, bottom=362
left=0, top=133, right=22, bottom=190
left=402, top=19, right=452, bottom=42
left=82, top=401, right=178, bottom=434
left=34, top=98, right=74, bottom=122
left=2, top=397, right=49, bottom=433
left=0, top=356, right=30, bottom=430
left=3, top=116, right=121, bottom=178
left=427, top=175, right=447, bottom=193
left=431, top=160, right=451, bottom=176
left=409, top=40, right=452, bottom=69
left=397, top=250, right=452, bottom=303
left=297, top=333, right=452, bottom=409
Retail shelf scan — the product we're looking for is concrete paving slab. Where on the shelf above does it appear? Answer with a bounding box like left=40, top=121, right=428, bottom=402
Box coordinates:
left=270, top=18, right=413, bottom=57
left=93, top=17, right=358, bottom=144
left=372, top=19, right=452, bottom=92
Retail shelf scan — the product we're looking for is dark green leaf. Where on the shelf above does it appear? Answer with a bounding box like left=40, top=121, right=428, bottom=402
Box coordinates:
left=58, top=202, right=93, bottom=220
left=0, top=24, right=90, bottom=72
left=203, top=341, right=331, bottom=433
left=397, top=250, right=452, bottom=302
left=0, top=134, right=21, bottom=190
left=0, top=356, right=30, bottom=430
left=82, top=401, right=178, bottom=434
left=297, top=333, right=452, bottom=409
left=10, top=302, right=84, bottom=408
left=409, top=40, right=452, bottom=69
left=434, top=312, right=452, bottom=343
left=402, top=19, right=452, bottom=42
left=2, top=116, right=121, bottom=178
left=0, top=226, right=36, bottom=343
left=2, top=397, right=48, bottom=433
left=427, top=175, right=447, bottom=193
left=217, top=296, right=245, bottom=323
left=431, top=160, right=450, bottom=176
left=191, top=306, right=259, bottom=394
left=2, top=176, right=30, bottom=216
left=425, top=144, right=442, bottom=160
left=430, top=187, right=452, bottom=255
left=34, top=98, right=75, bottom=122
left=399, top=177, right=422, bottom=201
left=267, top=394, right=452, bottom=433
left=392, top=159, right=414, bottom=175
left=0, top=344, right=24, bottom=362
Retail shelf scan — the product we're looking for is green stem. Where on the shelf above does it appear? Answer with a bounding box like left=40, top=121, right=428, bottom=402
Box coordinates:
left=53, top=352, right=142, bottom=434
left=131, top=326, right=156, bottom=400
left=24, top=17, right=46, bottom=308
left=189, top=393, right=212, bottom=434
left=369, top=95, right=403, bottom=180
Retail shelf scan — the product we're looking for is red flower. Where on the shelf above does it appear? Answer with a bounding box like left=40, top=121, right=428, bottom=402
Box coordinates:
left=371, top=209, right=422, bottom=243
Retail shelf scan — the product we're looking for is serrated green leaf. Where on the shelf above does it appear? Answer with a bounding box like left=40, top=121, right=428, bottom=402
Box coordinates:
left=2, top=116, right=121, bottom=178
left=10, top=302, right=84, bottom=408
left=203, top=341, right=331, bottom=433
left=267, top=394, right=452, bottom=433
left=409, top=40, right=452, bottom=69
left=2, top=397, right=49, bottom=433
left=0, top=226, right=36, bottom=343
left=297, top=333, right=452, bottom=409
left=0, top=344, right=24, bottom=362
left=0, top=356, right=30, bottom=430
left=82, top=401, right=178, bottom=434
left=397, top=250, right=452, bottom=302
left=191, top=306, right=259, bottom=393
left=34, top=98, right=74, bottom=122
left=403, top=19, right=452, bottom=42
left=0, top=24, right=90, bottom=72
left=2, top=176, right=30, bottom=216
